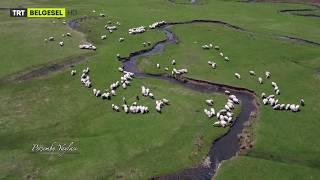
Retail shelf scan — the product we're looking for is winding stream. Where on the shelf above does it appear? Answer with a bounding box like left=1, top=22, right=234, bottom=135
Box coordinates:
left=11, top=16, right=320, bottom=179
left=121, top=25, right=258, bottom=179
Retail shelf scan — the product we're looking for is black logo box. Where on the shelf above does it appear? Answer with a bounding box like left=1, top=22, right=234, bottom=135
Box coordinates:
left=10, top=8, right=27, bottom=17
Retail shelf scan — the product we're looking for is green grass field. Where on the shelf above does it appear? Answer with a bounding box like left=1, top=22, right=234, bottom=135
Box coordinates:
left=0, top=0, right=320, bottom=179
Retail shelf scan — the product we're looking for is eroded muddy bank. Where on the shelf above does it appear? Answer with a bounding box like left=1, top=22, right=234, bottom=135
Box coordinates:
left=15, top=54, right=93, bottom=81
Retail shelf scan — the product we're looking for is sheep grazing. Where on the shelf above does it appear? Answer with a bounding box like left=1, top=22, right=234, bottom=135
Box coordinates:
left=118, top=67, right=123, bottom=72
left=112, top=104, right=120, bottom=112
left=92, top=10, right=96, bottom=13
left=149, top=21, right=167, bottom=29
left=141, top=86, right=154, bottom=99
left=79, top=44, right=96, bottom=50
left=105, top=25, right=117, bottom=33
left=235, top=73, right=241, bottom=80
left=142, top=42, right=147, bottom=47
left=62, top=33, right=66, bottom=37
left=162, top=98, right=170, bottom=105
left=111, top=90, right=116, bottom=96
left=261, top=92, right=266, bottom=98
left=172, top=59, right=176, bottom=65
left=80, top=67, right=92, bottom=88
left=119, top=37, right=125, bottom=42
left=101, top=35, right=107, bottom=40
left=224, top=57, right=229, bottom=61
left=290, top=104, right=300, bottom=112
left=59, top=41, right=64, bottom=47
left=164, top=67, right=169, bottom=71
left=262, top=93, right=302, bottom=112
left=148, top=93, right=154, bottom=99
left=213, top=120, right=227, bottom=128
left=93, top=88, right=101, bottom=97
left=212, top=95, right=239, bottom=128
left=202, top=44, right=213, bottom=49
left=62, top=20, right=66, bottom=25
left=155, top=99, right=169, bottom=113
left=83, top=67, right=90, bottom=74
left=300, top=99, right=305, bottom=106
left=66, top=33, right=71, bottom=37
left=249, top=71, right=255, bottom=76
left=128, top=103, right=149, bottom=114
left=48, top=37, right=54, bottom=41
left=265, top=71, right=271, bottom=79
left=156, top=64, right=160, bottom=69
left=214, top=45, right=220, bottom=50
left=71, top=70, right=77, bottom=76
left=285, top=104, right=291, bottom=110
left=229, top=95, right=240, bottom=104
left=206, top=99, right=214, bottom=106
left=258, top=77, right=263, bottom=84
left=204, top=109, right=214, bottom=118
left=129, top=26, right=146, bottom=34
left=225, top=90, right=231, bottom=95
left=208, top=61, right=216, bottom=69
left=101, top=92, right=111, bottom=100
left=156, top=104, right=161, bottom=113
left=122, top=83, right=127, bottom=89
left=100, top=13, right=105, bottom=17
left=122, top=104, right=129, bottom=113
left=172, top=68, right=188, bottom=76
left=219, top=52, right=224, bottom=57
left=202, top=45, right=209, bottom=49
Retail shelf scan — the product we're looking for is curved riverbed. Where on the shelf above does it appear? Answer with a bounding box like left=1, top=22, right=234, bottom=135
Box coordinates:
left=3, top=17, right=261, bottom=179
left=122, top=25, right=259, bottom=179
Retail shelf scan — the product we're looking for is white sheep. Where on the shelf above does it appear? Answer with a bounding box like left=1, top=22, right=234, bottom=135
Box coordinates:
left=249, top=71, right=255, bottom=76
left=235, top=73, right=241, bottom=80
left=211, top=63, right=216, bottom=69
left=71, top=70, right=76, bottom=76
left=101, top=35, right=107, bottom=40
left=112, top=104, right=120, bottom=112
left=206, top=99, right=214, bottom=106
left=265, top=71, right=271, bottom=79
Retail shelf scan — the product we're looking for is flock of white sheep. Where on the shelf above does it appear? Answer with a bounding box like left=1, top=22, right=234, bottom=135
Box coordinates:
left=202, top=42, right=304, bottom=114
left=129, top=20, right=167, bottom=34
left=71, top=64, right=170, bottom=114
left=149, top=21, right=167, bottom=29
left=65, top=15, right=304, bottom=127
left=204, top=93, right=240, bottom=128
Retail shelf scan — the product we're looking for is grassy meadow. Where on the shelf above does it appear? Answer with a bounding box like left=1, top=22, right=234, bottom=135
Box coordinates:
left=0, top=0, right=320, bottom=179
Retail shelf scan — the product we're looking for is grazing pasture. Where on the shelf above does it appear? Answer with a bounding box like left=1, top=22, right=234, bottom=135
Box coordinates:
left=0, top=0, right=320, bottom=179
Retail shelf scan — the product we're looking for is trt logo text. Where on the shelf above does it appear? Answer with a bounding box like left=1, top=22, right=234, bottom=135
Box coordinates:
left=10, top=8, right=27, bottom=17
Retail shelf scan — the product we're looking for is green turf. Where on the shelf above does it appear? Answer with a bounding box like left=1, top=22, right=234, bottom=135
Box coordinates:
left=0, top=0, right=320, bottom=179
